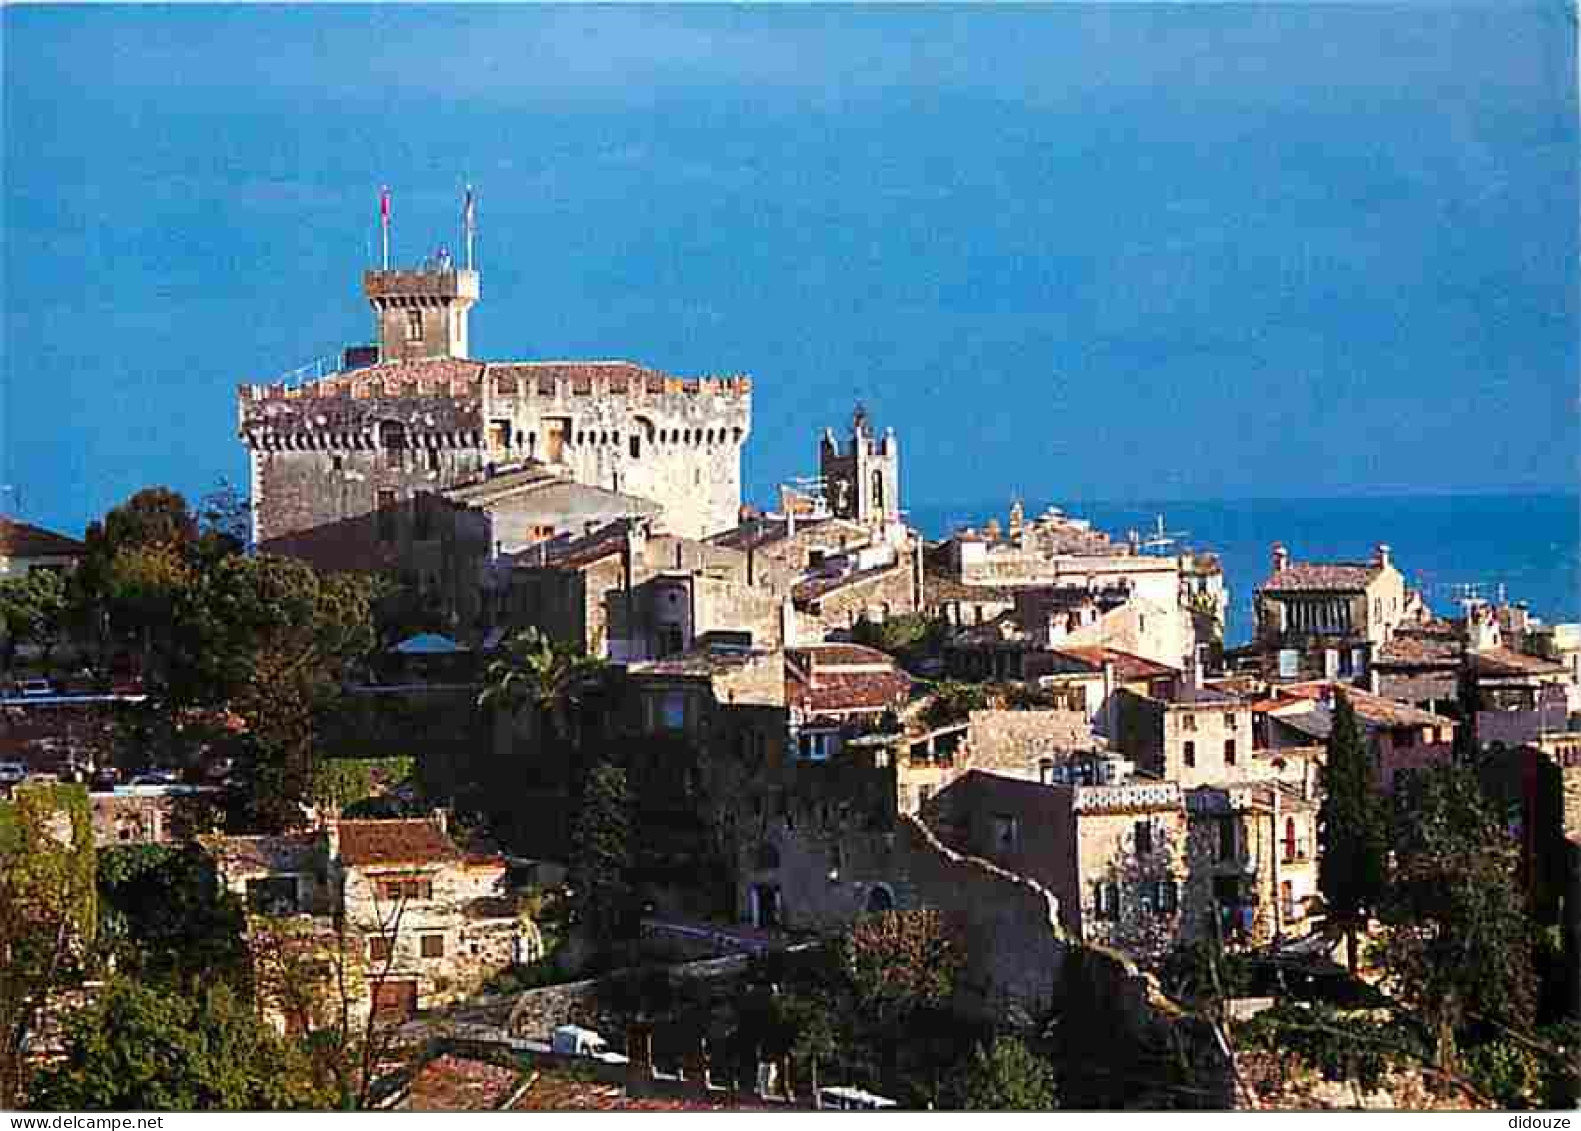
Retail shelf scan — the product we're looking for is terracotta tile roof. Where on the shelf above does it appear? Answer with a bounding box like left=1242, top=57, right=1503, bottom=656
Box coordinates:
left=202, top=832, right=323, bottom=875
left=786, top=647, right=912, bottom=715
left=709, top=515, right=867, bottom=552
left=1375, top=672, right=1459, bottom=704
left=337, top=818, right=463, bottom=868
left=792, top=561, right=901, bottom=606
left=1281, top=683, right=1456, bottom=730
left=1259, top=562, right=1381, bottom=593
left=788, top=643, right=894, bottom=667
left=1375, top=632, right=1463, bottom=668
left=0, top=516, right=85, bottom=559
left=407, top=1054, right=523, bottom=1112
left=515, top=1072, right=775, bottom=1112
left=1049, top=646, right=1178, bottom=683
left=1468, top=647, right=1568, bottom=678
left=507, top=520, right=630, bottom=571
left=922, top=570, right=1024, bottom=604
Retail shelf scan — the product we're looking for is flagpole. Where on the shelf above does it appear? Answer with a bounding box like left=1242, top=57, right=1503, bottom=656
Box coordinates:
left=463, top=184, right=476, bottom=272
left=380, top=186, right=390, bottom=270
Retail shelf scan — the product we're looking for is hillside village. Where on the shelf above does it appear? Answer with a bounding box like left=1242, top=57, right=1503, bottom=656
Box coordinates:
left=1, top=252, right=1578, bottom=1112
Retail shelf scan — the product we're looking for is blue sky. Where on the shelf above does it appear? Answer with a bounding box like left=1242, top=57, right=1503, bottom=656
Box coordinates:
left=3, top=3, right=1577, bottom=536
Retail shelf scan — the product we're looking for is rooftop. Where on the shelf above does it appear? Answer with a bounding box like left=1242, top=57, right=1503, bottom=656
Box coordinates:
left=1278, top=683, right=1457, bottom=731
left=1049, top=645, right=1178, bottom=683
left=792, top=560, right=902, bottom=606
left=787, top=646, right=912, bottom=715
left=202, top=831, right=322, bottom=875
left=1468, top=646, right=1568, bottom=679
left=337, top=817, right=464, bottom=868
left=1259, top=562, right=1381, bottom=594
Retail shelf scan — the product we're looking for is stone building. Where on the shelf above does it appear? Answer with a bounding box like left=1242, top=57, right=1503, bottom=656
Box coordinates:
left=929, top=511, right=1226, bottom=661
left=1256, top=682, right=1456, bottom=795
left=203, top=814, right=526, bottom=1025
left=1252, top=542, right=1415, bottom=683
left=239, top=263, right=752, bottom=557
left=486, top=518, right=782, bottom=661
left=817, top=405, right=900, bottom=531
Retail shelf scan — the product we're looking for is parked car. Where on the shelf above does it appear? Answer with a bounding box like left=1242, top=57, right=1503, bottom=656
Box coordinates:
left=131, top=770, right=182, bottom=787
left=91, top=767, right=122, bottom=791
left=0, top=762, right=28, bottom=786
left=17, top=679, right=54, bottom=698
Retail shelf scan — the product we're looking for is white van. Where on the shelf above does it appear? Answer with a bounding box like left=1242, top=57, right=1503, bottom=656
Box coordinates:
left=550, top=1024, right=629, bottom=1065
left=818, top=1086, right=898, bottom=1111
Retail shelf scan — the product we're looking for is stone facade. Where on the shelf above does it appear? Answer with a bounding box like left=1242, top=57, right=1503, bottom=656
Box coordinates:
left=203, top=815, right=528, bottom=1026
left=240, top=266, right=753, bottom=556
left=1253, top=542, right=1412, bottom=682
left=817, top=406, right=900, bottom=531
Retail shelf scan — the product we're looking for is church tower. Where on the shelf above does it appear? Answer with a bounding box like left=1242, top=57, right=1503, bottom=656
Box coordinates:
left=363, top=260, right=480, bottom=362
left=819, top=404, right=901, bottom=529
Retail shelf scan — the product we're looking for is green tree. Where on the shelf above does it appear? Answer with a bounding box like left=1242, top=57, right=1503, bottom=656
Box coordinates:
left=28, top=978, right=332, bottom=1111
left=96, top=844, right=249, bottom=990
left=1377, top=762, right=1536, bottom=1074
left=568, top=763, right=633, bottom=946
left=0, top=568, right=67, bottom=672
left=1316, top=690, right=1387, bottom=973
left=185, top=555, right=379, bottom=830
left=478, top=627, right=607, bottom=745
left=921, top=681, right=988, bottom=729
left=842, top=909, right=963, bottom=1028
left=0, top=784, right=97, bottom=1107
left=950, top=1035, right=1059, bottom=1110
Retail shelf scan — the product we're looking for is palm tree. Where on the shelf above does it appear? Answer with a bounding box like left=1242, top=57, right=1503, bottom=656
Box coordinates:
left=477, top=627, right=606, bottom=746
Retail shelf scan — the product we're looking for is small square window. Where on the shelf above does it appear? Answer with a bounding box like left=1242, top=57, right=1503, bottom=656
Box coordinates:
left=1182, top=714, right=1197, bottom=732
left=369, top=936, right=393, bottom=962
left=421, top=934, right=445, bottom=959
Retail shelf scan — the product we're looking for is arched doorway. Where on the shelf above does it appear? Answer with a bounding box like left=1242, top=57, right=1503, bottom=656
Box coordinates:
left=865, top=884, right=894, bottom=913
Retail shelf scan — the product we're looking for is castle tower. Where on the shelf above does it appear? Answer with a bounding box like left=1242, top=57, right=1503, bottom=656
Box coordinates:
left=819, top=404, right=900, bottom=529
left=363, top=262, right=480, bottom=363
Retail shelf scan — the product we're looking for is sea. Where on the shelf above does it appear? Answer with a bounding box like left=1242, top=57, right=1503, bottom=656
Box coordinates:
left=907, top=494, right=1581, bottom=647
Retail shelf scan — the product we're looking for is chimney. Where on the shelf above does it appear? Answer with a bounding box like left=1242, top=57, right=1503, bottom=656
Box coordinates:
left=1100, top=659, right=1117, bottom=737
left=1271, top=543, right=1290, bottom=574
left=1373, top=543, right=1392, bottom=571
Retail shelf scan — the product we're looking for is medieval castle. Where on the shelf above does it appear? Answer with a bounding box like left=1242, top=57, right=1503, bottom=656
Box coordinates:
left=239, top=262, right=753, bottom=547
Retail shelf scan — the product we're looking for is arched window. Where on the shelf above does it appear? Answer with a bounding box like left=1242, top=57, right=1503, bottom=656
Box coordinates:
left=871, top=469, right=885, bottom=513
left=866, top=885, right=894, bottom=913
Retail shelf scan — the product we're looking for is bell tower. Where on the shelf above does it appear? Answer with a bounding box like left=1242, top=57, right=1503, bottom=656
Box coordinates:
left=819, top=404, right=901, bottom=529
left=362, top=262, right=480, bottom=363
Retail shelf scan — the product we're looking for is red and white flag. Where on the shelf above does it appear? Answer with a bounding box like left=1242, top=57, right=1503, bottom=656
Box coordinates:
left=380, top=185, right=391, bottom=225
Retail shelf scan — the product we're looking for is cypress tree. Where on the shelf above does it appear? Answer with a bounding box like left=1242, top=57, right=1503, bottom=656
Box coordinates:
left=1317, top=689, right=1387, bottom=973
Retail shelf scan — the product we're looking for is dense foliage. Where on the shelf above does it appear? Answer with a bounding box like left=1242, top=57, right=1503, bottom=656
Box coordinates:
left=478, top=627, right=607, bottom=743
left=949, top=1036, right=1060, bottom=1110
left=0, top=784, right=97, bottom=1106
left=1377, top=762, right=1536, bottom=1071
left=568, top=763, right=634, bottom=945
left=28, top=978, right=332, bottom=1111
left=96, top=843, right=249, bottom=989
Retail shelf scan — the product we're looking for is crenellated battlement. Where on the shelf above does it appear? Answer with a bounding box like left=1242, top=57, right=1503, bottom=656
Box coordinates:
left=239, top=359, right=750, bottom=409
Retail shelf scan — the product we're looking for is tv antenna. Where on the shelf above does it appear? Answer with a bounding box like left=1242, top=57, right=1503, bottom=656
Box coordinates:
left=1135, top=513, right=1189, bottom=555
